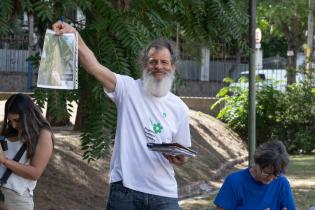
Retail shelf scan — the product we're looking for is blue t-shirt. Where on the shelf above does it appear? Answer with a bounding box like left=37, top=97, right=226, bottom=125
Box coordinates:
left=214, top=168, right=296, bottom=210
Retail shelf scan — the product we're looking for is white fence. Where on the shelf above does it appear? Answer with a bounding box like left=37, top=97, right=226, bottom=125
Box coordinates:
left=177, top=59, right=249, bottom=81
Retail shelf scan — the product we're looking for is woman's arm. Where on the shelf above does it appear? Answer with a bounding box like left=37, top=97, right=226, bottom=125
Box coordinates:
left=0, top=129, right=53, bottom=180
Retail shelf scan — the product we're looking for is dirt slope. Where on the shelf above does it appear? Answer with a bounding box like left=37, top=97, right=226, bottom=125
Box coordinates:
left=177, top=110, right=247, bottom=182
left=34, top=127, right=109, bottom=210
left=33, top=110, right=248, bottom=210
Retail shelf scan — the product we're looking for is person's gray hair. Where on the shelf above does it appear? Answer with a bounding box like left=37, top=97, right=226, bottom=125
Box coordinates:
left=140, top=38, right=177, bottom=66
left=254, top=140, right=289, bottom=175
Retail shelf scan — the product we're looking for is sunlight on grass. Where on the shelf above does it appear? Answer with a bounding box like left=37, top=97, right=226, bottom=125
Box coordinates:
left=287, top=155, right=315, bottom=210
left=180, top=155, right=315, bottom=210
left=180, top=194, right=216, bottom=210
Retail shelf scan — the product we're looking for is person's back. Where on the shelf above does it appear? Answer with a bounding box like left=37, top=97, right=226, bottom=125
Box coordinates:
left=214, top=140, right=296, bottom=210
left=215, top=168, right=294, bottom=209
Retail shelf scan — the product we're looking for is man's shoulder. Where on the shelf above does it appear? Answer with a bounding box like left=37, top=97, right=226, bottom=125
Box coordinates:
left=168, top=93, right=189, bottom=110
left=225, top=168, right=249, bottom=182
left=116, top=73, right=138, bottom=82
left=115, top=74, right=141, bottom=90
left=274, top=174, right=291, bottom=186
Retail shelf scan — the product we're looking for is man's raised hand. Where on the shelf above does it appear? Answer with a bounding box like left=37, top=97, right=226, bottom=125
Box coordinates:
left=52, top=21, right=76, bottom=35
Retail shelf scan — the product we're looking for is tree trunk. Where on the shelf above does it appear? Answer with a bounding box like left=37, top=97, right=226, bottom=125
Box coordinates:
left=28, top=13, right=34, bottom=55
left=73, top=71, right=95, bottom=130
left=111, top=0, right=129, bottom=11
left=284, top=14, right=301, bottom=85
left=46, top=91, right=70, bottom=126
left=287, top=46, right=297, bottom=85
left=306, top=0, right=314, bottom=79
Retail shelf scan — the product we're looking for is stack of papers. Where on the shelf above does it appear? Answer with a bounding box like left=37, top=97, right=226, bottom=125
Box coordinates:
left=147, top=143, right=197, bottom=157
left=37, top=29, right=78, bottom=89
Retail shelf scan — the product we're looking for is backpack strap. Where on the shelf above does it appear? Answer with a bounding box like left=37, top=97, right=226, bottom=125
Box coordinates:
left=0, top=143, right=27, bottom=185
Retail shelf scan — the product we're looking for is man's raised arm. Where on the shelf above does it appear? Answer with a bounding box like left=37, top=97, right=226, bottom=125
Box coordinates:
left=52, top=21, right=116, bottom=92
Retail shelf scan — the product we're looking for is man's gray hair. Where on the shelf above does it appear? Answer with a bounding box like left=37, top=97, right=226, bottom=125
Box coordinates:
left=140, top=38, right=177, bottom=66
left=254, top=140, right=290, bottom=176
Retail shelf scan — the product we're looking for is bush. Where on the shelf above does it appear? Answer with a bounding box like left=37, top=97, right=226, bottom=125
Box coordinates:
left=275, top=82, right=315, bottom=153
left=213, top=78, right=315, bottom=154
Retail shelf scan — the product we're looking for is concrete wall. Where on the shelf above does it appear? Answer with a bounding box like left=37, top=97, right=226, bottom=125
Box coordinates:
left=176, top=80, right=224, bottom=97
left=180, top=97, right=222, bottom=117
left=0, top=71, right=36, bottom=93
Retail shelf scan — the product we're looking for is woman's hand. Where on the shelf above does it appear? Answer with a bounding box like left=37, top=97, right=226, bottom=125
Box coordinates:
left=0, top=146, right=7, bottom=165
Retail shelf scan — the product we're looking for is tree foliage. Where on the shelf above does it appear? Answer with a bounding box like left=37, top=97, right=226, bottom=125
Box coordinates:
left=257, top=0, right=309, bottom=83
left=257, top=0, right=308, bottom=53
left=2, top=0, right=249, bottom=161
left=77, top=0, right=249, bottom=161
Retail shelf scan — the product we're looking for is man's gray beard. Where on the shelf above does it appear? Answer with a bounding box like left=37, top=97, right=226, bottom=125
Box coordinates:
left=142, top=70, right=175, bottom=97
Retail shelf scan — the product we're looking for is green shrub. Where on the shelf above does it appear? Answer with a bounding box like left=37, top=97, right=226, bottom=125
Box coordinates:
left=212, top=77, right=249, bottom=138
left=275, top=82, right=315, bottom=153
left=212, top=78, right=315, bottom=153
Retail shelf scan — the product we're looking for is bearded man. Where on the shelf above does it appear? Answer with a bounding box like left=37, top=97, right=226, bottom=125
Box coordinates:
left=52, top=21, right=191, bottom=210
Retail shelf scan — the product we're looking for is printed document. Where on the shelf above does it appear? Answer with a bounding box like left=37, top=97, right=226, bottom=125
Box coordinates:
left=147, top=143, right=197, bottom=157
left=37, top=29, right=78, bottom=89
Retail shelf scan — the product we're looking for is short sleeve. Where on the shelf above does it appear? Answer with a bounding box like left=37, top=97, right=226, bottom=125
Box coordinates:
left=104, top=74, right=132, bottom=105
left=280, top=177, right=296, bottom=210
left=214, top=176, right=238, bottom=210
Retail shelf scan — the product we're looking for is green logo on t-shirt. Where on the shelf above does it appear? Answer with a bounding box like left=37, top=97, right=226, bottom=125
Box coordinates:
left=153, top=123, right=163, bottom=134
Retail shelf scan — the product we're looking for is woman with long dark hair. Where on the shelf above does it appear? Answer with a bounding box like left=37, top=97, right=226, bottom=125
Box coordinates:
left=0, top=93, right=54, bottom=210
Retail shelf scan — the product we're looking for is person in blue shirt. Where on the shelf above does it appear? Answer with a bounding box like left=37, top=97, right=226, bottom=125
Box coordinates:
left=214, top=140, right=295, bottom=210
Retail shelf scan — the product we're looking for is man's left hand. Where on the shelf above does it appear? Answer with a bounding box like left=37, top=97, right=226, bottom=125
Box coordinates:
left=163, top=154, right=187, bottom=166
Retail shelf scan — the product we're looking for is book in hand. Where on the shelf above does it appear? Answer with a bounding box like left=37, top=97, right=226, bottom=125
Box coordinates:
left=37, top=29, right=78, bottom=90
left=147, top=143, right=197, bottom=157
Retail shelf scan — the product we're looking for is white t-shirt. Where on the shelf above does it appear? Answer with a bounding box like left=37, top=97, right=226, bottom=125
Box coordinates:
left=0, top=140, right=36, bottom=195
left=105, top=74, right=191, bottom=198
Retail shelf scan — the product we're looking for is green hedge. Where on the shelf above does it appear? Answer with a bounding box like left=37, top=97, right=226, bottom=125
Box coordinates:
left=212, top=77, right=315, bottom=154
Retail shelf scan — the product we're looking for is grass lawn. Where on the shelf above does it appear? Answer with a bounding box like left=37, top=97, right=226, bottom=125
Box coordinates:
left=180, top=155, right=315, bottom=210
left=288, top=155, right=315, bottom=209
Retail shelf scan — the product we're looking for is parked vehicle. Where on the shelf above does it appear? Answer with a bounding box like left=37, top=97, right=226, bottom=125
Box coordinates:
left=232, top=69, right=287, bottom=92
